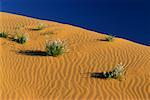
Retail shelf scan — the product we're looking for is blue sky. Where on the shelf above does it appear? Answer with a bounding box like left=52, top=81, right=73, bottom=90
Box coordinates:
left=1, top=0, right=150, bottom=45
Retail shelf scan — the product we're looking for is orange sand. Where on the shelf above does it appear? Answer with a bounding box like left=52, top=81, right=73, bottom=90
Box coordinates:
left=0, top=12, right=150, bottom=100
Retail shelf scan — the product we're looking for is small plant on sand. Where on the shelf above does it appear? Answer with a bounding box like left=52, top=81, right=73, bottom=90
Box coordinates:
left=46, top=40, right=67, bottom=56
left=32, top=23, right=47, bottom=30
left=45, top=31, right=54, bottom=35
left=103, top=63, right=125, bottom=79
left=91, top=63, right=126, bottom=80
left=13, top=33, right=29, bottom=44
left=105, top=34, right=115, bottom=42
left=0, top=32, right=8, bottom=38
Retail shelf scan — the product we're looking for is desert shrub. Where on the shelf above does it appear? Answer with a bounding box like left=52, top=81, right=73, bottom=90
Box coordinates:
left=13, top=33, right=29, bottom=44
left=104, top=63, right=125, bottom=79
left=45, top=31, right=54, bottom=35
left=105, top=35, right=115, bottom=42
left=0, top=32, right=8, bottom=38
left=46, top=40, right=67, bottom=56
left=42, top=31, right=54, bottom=36
left=32, top=23, right=47, bottom=30
left=91, top=63, right=125, bottom=80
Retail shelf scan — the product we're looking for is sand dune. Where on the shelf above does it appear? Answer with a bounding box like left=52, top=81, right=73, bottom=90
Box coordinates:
left=0, top=12, right=150, bottom=100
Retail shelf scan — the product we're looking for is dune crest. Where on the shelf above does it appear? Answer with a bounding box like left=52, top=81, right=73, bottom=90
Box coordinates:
left=0, top=12, right=150, bottom=100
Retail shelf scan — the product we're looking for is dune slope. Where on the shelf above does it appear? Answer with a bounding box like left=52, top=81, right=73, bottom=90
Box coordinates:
left=0, top=12, right=150, bottom=100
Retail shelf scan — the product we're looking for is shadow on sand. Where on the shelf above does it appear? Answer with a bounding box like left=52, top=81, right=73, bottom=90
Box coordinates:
left=90, top=72, right=108, bottom=79
left=96, top=39, right=108, bottom=42
left=18, top=50, right=47, bottom=56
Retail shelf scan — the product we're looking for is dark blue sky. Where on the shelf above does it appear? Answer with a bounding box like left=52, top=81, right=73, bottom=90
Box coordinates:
left=1, top=0, right=150, bottom=46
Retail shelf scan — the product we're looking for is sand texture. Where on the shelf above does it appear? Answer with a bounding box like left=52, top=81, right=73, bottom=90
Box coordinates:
left=0, top=12, right=150, bottom=100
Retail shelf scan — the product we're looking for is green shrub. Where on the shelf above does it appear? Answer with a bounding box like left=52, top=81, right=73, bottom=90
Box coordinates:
left=45, top=31, right=54, bottom=35
left=105, top=35, right=115, bottom=42
left=46, top=40, right=67, bottom=56
left=32, top=23, right=47, bottom=30
left=91, top=63, right=125, bottom=80
left=103, top=63, right=125, bottom=79
left=13, top=33, right=29, bottom=44
left=0, top=32, right=8, bottom=38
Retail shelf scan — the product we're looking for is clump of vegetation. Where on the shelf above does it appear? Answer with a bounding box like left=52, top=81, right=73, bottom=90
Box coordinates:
left=105, top=34, right=115, bottom=42
left=0, top=32, right=8, bottom=38
left=13, top=33, right=29, bottom=44
left=32, top=23, right=47, bottom=30
left=45, top=31, right=54, bottom=35
left=41, top=31, right=54, bottom=36
left=91, top=63, right=125, bottom=80
left=103, top=63, right=125, bottom=79
left=45, top=40, right=67, bottom=56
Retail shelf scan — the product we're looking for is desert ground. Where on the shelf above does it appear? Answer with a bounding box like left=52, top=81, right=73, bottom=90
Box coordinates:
left=0, top=12, right=150, bottom=100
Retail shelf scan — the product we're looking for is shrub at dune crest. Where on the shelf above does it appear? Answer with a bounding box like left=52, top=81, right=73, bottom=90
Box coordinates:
left=32, top=23, right=48, bottom=30
left=105, top=34, right=115, bottom=42
left=0, top=32, right=8, bottom=38
left=45, top=40, right=67, bottom=56
left=13, top=33, right=29, bottom=44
